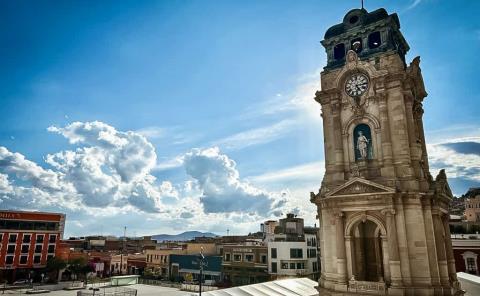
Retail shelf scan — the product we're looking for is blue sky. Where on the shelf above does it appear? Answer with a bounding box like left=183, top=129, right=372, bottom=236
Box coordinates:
left=1, top=0, right=479, bottom=237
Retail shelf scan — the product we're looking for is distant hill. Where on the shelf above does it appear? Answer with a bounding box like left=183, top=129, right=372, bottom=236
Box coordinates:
left=152, top=231, right=218, bottom=242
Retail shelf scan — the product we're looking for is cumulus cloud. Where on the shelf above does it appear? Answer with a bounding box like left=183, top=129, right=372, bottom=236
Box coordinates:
left=0, top=121, right=165, bottom=213
left=183, top=147, right=287, bottom=215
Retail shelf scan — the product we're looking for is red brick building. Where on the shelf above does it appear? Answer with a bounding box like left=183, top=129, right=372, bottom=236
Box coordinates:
left=0, top=210, right=65, bottom=283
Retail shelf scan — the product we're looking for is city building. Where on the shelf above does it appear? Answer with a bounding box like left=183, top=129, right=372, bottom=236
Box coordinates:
left=267, top=214, right=319, bottom=280
left=260, top=220, right=278, bottom=241
left=170, top=254, right=222, bottom=284
left=310, top=7, right=461, bottom=295
left=221, top=244, right=268, bottom=286
left=452, top=235, right=480, bottom=275
left=465, top=195, right=480, bottom=222
left=0, top=210, right=65, bottom=283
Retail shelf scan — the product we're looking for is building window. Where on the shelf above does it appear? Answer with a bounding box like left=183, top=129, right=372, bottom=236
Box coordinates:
left=271, top=248, right=277, bottom=259
left=296, top=262, right=304, bottom=269
left=5, top=256, right=14, bottom=265
left=9, top=234, right=17, bottom=243
left=224, top=253, right=231, bottom=262
left=33, top=255, right=41, bottom=264
left=333, top=43, right=346, bottom=60
left=233, top=254, right=242, bottom=262
left=368, top=31, right=381, bottom=49
left=19, top=255, right=28, bottom=265
left=313, top=262, right=318, bottom=272
left=308, top=249, right=317, bottom=258
left=23, top=234, right=31, bottom=243
left=281, top=262, right=289, bottom=269
left=261, top=254, right=267, bottom=264
left=462, top=251, right=478, bottom=275
left=7, top=245, right=15, bottom=254
left=351, top=38, right=363, bottom=53
left=271, top=262, right=277, bottom=273
left=35, top=245, right=42, bottom=253
left=290, top=248, right=303, bottom=259
left=47, top=255, right=54, bottom=261
left=49, top=235, right=57, bottom=243
left=467, top=258, right=477, bottom=274
left=48, top=245, right=55, bottom=253
left=36, top=235, right=44, bottom=243
left=21, top=245, right=29, bottom=253
left=290, top=263, right=296, bottom=269
left=245, top=254, right=254, bottom=262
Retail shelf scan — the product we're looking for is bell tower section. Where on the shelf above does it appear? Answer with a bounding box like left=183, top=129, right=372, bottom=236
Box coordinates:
left=310, top=8, right=462, bottom=296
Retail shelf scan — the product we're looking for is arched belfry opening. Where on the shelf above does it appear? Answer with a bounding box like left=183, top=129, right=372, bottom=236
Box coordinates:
left=350, top=220, right=384, bottom=281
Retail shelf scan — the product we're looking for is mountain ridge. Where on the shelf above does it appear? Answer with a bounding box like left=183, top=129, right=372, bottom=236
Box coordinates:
left=152, top=231, right=218, bottom=242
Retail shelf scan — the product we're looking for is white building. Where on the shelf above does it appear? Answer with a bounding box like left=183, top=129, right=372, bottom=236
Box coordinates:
left=266, top=214, right=319, bottom=280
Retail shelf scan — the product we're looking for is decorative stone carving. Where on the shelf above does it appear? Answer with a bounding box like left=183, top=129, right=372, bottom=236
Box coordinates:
left=327, top=178, right=394, bottom=197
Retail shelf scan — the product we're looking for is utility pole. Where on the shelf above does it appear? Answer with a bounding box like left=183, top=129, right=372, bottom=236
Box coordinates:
left=198, top=247, right=207, bottom=296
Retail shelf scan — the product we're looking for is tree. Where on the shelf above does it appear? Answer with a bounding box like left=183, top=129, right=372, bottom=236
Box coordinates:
left=46, top=257, right=67, bottom=283
left=68, top=258, right=87, bottom=282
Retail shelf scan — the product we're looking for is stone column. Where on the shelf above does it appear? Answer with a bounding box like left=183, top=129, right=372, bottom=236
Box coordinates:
left=378, top=93, right=394, bottom=178
left=442, top=214, right=457, bottom=282
left=335, top=212, right=348, bottom=284
left=384, top=209, right=402, bottom=287
left=432, top=211, right=450, bottom=286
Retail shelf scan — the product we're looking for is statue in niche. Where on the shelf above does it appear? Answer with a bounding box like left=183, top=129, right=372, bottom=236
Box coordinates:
left=354, top=124, right=373, bottom=160
left=357, top=131, right=369, bottom=159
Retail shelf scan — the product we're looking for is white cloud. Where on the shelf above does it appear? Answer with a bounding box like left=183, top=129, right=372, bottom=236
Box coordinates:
left=213, top=119, right=298, bottom=150
left=248, top=161, right=324, bottom=184
left=406, top=0, right=422, bottom=11
left=183, top=147, right=288, bottom=215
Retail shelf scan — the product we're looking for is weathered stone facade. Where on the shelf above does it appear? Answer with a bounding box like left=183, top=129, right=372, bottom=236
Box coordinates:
left=310, top=8, right=462, bottom=296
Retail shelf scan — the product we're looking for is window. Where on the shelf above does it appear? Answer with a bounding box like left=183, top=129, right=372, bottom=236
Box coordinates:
left=49, top=235, right=57, bottom=243
left=351, top=38, right=363, bottom=53
left=308, top=249, right=317, bottom=258
left=224, top=253, right=231, bottom=261
left=290, top=263, right=296, bottom=269
left=19, top=255, right=28, bottom=265
left=7, top=245, right=15, bottom=254
left=21, top=245, right=29, bottom=253
left=261, top=255, right=267, bottom=264
left=467, top=258, right=477, bottom=274
left=271, top=262, right=277, bottom=273
left=48, top=245, right=55, bottom=253
left=333, top=43, right=345, bottom=60
left=23, top=234, right=31, bottom=243
left=313, top=262, right=318, bottom=272
left=233, top=254, right=242, bottom=262
left=368, top=31, right=381, bottom=49
left=36, top=235, right=44, bottom=243
left=245, top=254, right=254, bottom=262
left=47, top=255, right=54, bottom=261
left=35, top=245, right=42, bottom=253
left=271, top=248, right=277, bottom=259
left=290, top=248, right=303, bottom=259
left=281, top=262, right=289, bottom=269
left=9, top=234, right=17, bottom=243
left=33, top=255, right=41, bottom=264
left=297, top=262, right=304, bottom=269
left=5, top=256, right=14, bottom=265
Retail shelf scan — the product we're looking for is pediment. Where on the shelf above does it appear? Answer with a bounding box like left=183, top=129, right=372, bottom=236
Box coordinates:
left=326, top=178, right=395, bottom=197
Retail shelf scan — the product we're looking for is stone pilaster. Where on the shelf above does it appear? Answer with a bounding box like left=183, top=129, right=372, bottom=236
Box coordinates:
left=442, top=214, right=457, bottom=282
left=335, top=211, right=348, bottom=284
left=383, top=209, right=403, bottom=287
left=432, top=211, right=450, bottom=286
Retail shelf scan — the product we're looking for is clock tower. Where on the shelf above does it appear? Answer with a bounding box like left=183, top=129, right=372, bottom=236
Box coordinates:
left=310, top=8, right=462, bottom=296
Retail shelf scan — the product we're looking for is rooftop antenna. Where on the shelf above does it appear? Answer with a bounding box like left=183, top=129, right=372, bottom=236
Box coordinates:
left=361, top=0, right=364, bottom=9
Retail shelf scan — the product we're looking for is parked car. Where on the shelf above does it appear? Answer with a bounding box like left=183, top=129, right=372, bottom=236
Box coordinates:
left=13, top=279, right=29, bottom=285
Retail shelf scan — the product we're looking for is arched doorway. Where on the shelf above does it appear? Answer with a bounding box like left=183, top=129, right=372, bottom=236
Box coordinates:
left=351, top=220, right=384, bottom=281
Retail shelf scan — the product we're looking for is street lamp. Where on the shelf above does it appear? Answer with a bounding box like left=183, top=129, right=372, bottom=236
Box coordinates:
left=198, top=247, right=208, bottom=296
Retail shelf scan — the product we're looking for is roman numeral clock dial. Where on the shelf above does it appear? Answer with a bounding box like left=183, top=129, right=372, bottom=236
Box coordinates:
left=345, top=73, right=369, bottom=97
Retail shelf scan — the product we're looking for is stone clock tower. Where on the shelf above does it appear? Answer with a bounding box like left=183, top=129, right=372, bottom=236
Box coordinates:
left=310, top=8, right=462, bottom=296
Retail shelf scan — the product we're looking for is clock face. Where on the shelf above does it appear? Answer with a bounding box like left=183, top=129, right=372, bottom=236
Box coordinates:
left=345, top=73, right=369, bottom=97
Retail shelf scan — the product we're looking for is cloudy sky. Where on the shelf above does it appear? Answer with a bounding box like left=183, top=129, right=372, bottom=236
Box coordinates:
left=1, top=0, right=479, bottom=237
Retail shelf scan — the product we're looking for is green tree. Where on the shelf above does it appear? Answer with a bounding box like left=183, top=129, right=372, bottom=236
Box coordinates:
left=46, top=257, right=67, bottom=283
